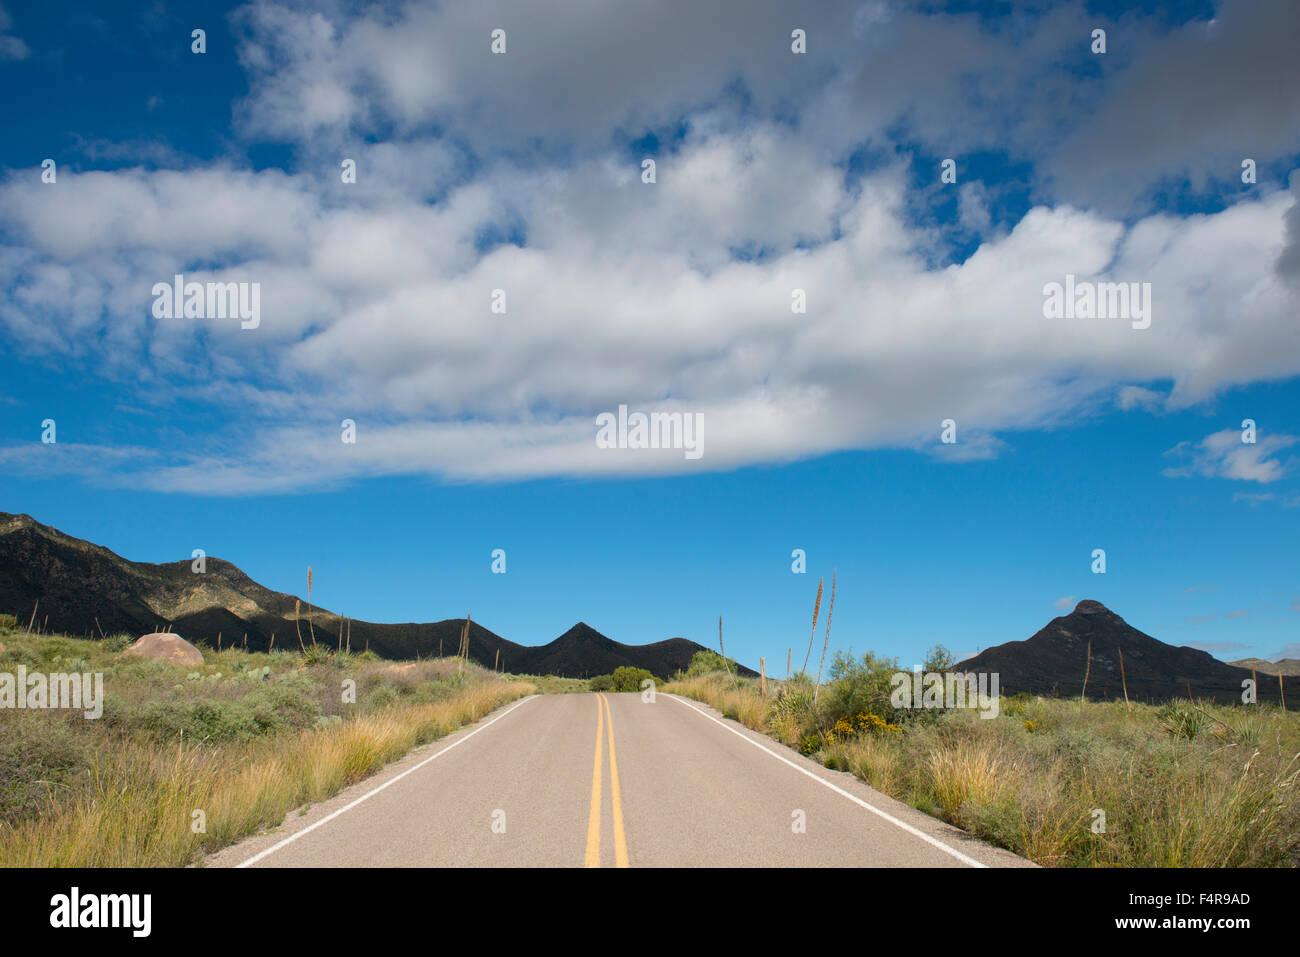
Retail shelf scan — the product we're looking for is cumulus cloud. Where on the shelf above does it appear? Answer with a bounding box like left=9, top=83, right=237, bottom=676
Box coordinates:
left=1047, top=0, right=1300, bottom=212
left=0, top=0, right=1298, bottom=493
left=1163, top=429, right=1297, bottom=483
left=1117, top=385, right=1163, bottom=411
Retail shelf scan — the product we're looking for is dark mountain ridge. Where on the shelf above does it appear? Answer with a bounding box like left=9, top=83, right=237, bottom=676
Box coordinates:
left=0, top=512, right=756, bottom=679
left=957, top=599, right=1290, bottom=704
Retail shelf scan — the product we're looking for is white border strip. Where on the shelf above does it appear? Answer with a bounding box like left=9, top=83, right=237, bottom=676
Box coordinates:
left=666, top=694, right=987, bottom=868
left=235, top=694, right=538, bottom=868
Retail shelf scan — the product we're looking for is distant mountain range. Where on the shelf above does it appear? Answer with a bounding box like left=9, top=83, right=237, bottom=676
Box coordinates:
left=0, top=513, right=755, bottom=679
left=1228, top=657, right=1300, bottom=677
left=958, top=599, right=1292, bottom=704
left=4, top=513, right=1291, bottom=700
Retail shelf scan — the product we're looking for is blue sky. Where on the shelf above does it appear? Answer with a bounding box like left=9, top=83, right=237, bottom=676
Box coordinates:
left=1, top=0, right=1297, bottom=669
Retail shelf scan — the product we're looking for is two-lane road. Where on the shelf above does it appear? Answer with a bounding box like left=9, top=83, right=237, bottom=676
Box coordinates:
left=208, top=692, right=1033, bottom=868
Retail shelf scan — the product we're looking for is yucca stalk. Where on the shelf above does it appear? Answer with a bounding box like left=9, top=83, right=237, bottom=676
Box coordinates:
left=801, top=577, right=824, bottom=675
left=1118, top=646, right=1130, bottom=710
left=307, top=567, right=317, bottom=648
left=458, top=612, right=472, bottom=672
left=294, top=600, right=305, bottom=652
left=1081, top=640, right=1092, bottom=706
left=813, top=569, right=835, bottom=705
left=718, top=616, right=733, bottom=676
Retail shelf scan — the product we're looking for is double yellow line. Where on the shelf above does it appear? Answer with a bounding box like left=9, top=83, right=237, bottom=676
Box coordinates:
left=584, top=693, right=629, bottom=867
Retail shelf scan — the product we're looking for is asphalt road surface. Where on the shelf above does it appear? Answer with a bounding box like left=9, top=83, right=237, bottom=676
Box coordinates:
left=208, top=692, right=1034, bottom=868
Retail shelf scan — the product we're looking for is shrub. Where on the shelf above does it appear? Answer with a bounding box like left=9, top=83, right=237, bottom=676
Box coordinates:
left=102, top=633, right=133, bottom=653
left=300, top=645, right=332, bottom=666
left=821, top=649, right=906, bottom=729
left=611, top=666, right=655, bottom=692
left=589, top=675, right=614, bottom=692
left=923, top=644, right=957, bottom=672
left=684, top=650, right=734, bottom=677
left=1157, top=701, right=1207, bottom=740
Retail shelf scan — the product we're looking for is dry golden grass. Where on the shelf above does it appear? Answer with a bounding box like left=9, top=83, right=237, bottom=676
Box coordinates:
left=924, top=739, right=1007, bottom=820
left=0, top=680, right=533, bottom=867
left=666, top=674, right=773, bottom=733
left=664, top=667, right=1300, bottom=867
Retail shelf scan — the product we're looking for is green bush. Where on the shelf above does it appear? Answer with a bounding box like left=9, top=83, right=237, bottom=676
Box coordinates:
left=135, top=698, right=263, bottom=742
left=102, top=633, right=133, bottom=653
left=0, top=614, right=17, bottom=632
left=822, top=649, right=906, bottom=730
left=684, top=650, right=735, bottom=677
left=923, top=644, right=957, bottom=672
left=611, top=666, right=656, bottom=692
left=589, top=675, right=614, bottom=692
left=1157, top=701, right=1208, bottom=740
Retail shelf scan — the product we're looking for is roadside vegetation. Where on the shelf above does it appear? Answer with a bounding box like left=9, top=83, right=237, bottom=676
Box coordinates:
left=663, top=649, right=1300, bottom=868
left=0, top=620, right=535, bottom=866
left=588, top=666, right=661, bottom=693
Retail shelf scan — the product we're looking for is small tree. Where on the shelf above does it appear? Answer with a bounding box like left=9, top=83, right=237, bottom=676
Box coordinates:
left=611, top=666, right=656, bottom=692
left=923, top=644, right=957, bottom=673
left=685, top=650, right=733, bottom=677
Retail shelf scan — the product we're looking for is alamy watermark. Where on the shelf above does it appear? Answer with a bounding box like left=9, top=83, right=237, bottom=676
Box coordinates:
left=0, top=667, right=104, bottom=719
left=1042, top=274, right=1151, bottom=330
left=152, top=273, right=260, bottom=329
left=595, top=404, right=703, bottom=460
left=50, top=887, right=150, bottom=937
left=890, top=668, right=1000, bottom=719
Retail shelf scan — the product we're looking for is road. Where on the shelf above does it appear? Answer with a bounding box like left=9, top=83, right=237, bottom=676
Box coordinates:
left=208, top=692, right=1034, bottom=868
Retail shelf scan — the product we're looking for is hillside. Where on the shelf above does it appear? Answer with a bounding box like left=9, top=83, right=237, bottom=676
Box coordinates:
left=957, top=599, right=1289, bottom=703
left=0, top=512, right=755, bottom=678
left=1228, top=657, right=1300, bottom=677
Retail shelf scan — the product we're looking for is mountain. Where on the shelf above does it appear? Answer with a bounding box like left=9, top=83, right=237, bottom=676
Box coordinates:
left=1228, top=657, right=1300, bottom=677
left=0, top=512, right=755, bottom=679
left=957, top=599, right=1290, bottom=703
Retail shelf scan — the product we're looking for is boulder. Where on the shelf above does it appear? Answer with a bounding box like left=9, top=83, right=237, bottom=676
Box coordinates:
left=123, top=632, right=204, bottom=668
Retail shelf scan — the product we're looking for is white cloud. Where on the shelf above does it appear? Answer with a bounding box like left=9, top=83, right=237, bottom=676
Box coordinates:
left=1, top=145, right=1298, bottom=491
left=1, top=1, right=1298, bottom=493
left=0, top=3, right=28, bottom=60
left=1163, top=429, right=1297, bottom=484
left=1117, top=385, right=1163, bottom=411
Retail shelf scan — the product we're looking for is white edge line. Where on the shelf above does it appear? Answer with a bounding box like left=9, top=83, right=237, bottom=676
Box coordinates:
left=666, top=693, right=988, bottom=868
left=234, top=694, right=538, bottom=868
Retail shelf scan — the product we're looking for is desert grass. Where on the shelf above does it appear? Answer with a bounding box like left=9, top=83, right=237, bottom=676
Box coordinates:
left=0, top=681, right=530, bottom=867
left=0, top=627, right=534, bottom=867
left=664, top=672, right=1300, bottom=867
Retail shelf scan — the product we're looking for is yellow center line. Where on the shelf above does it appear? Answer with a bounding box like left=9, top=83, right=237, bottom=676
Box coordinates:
left=584, top=693, right=604, bottom=867
left=600, top=693, right=630, bottom=868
